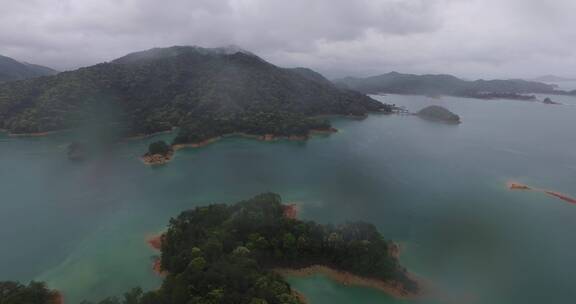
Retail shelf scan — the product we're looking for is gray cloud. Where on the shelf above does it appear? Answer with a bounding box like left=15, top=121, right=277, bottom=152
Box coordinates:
left=1, top=0, right=575, bottom=79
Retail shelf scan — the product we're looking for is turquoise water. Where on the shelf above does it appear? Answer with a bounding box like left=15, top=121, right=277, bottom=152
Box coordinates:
left=1, top=94, right=575, bottom=303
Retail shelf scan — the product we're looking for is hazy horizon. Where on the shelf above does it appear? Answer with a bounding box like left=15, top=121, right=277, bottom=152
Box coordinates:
left=2, top=0, right=576, bottom=80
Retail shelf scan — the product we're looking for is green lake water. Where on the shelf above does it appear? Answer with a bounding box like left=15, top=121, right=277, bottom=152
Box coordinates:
left=1, top=94, right=575, bottom=304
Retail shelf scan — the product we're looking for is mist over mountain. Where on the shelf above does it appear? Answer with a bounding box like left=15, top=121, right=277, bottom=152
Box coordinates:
left=334, top=72, right=574, bottom=98
left=0, top=46, right=388, bottom=140
left=0, top=55, right=57, bottom=83
left=530, top=75, right=576, bottom=83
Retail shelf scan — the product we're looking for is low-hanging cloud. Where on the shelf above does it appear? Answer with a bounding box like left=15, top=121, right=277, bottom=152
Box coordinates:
left=1, top=0, right=575, bottom=79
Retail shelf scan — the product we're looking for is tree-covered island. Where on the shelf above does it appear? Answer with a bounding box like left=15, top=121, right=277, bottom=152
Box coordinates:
left=0, top=193, right=421, bottom=304
left=141, top=140, right=174, bottom=165
left=102, top=193, right=420, bottom=304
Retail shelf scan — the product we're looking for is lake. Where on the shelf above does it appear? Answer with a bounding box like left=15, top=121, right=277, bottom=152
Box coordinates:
left=1, top=94, right=575, bottom=304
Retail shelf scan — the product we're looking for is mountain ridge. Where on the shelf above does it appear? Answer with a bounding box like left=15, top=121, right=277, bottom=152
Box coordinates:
left=334, top=72, right=576, bottom=98
left=0, top=54, right=57, bottom=83
left=0, top=46, right=390, bottom=141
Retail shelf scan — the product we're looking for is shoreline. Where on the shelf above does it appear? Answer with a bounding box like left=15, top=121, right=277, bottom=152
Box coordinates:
left=507, top=181, right=576, bottom=204
left=173, top=128, right=338, bottom=151
left=146, top=234, right=163, bottom=250
left=282, top=203, right=300, bottom=219
left=125, top=128, right=177, bottom=141
left=140, top=151, right=174, bottom=166
left=8, top=129, right=67, bottom=137
left=274, top=265, right=423, bottom=300
left=51, top=291, right=64, bottom=304
left=146, top=234, right=167, bottom=276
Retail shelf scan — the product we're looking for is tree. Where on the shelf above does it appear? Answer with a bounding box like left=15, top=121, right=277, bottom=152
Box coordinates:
left=147, top=140, right=171, bottom=155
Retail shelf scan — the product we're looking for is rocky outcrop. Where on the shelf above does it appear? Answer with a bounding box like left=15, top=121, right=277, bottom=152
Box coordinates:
left=141, top=151, right=173, bottom=166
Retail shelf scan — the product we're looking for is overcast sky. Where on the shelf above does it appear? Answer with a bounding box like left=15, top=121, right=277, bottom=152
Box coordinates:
left=1, top=0, right=575, bottom=79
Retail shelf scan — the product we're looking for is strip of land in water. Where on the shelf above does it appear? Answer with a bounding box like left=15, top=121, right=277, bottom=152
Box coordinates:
left=173, top=129, right=337, bottom=150
left=508, top=181, right=576, bottom=204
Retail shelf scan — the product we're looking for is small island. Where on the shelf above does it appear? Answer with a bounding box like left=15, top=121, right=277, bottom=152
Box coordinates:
left=141, top=140, right=174, bottom=165
left=131, top=193, right=421, bottom=304
left=542, top=97, right=561, bottom=105
left=0, top=195, right=423, bottom=304
left=416, top=105, right=461, bottom=124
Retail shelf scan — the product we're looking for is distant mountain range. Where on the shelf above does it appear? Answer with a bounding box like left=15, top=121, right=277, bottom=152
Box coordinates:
left=529, top=75, right=576, bottom=82
left=0, top=54, right=57, bottom=83
left=0, top=46, right=389, bottom=140
left=334, top=72, right=576, bottom=98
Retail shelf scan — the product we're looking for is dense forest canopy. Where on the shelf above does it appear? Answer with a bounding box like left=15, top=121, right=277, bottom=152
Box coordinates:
left=0, top=281, right=59, bottom=304
left=0, top=46, right=390, bottom=142
left=334, top=71, right=576, bottom=97
left=147, top=140, right=172, bottom=156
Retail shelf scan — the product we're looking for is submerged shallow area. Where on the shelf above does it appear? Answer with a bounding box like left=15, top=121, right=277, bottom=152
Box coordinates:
left=1, top=94, right=575, bottom=303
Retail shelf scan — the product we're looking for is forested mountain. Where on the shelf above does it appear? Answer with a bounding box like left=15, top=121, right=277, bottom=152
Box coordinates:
left=530, top=75, right=576, bottom=82
left=334, top=71, right=575, bottom=97
left=0, top=54, right=57, bottom=83
left=0, top=46, right=390, bottom=141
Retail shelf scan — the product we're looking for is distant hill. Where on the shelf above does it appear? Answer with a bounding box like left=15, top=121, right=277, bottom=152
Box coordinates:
left=0, top=55, right=57, bottom=83
left=0, top=46, right=389, bottom=141
left=334, top=72, right=573, bottom=98
left=530, top=75, right=576, bottom=82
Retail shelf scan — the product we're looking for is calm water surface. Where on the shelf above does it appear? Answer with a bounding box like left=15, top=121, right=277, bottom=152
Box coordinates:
left=1, top=94, right=575, bottom=304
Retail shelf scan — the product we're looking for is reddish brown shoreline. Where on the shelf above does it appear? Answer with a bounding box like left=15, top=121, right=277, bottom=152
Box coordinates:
left=147, top=233, right=168, bottom=276
left=274, top=265, right=423, bottom=300
left=51, top=291, right=64, bottom=304
left=8, top=130, right=63, bottom=137
left=282, top=203, right=300, bottom=219
left=507, top=181, right=576, bottom=205
left=141, top=151, right=174, bottom=166
left=147, top=234, right=163, bottom=250
left=544, top=191, right=576, bottom=204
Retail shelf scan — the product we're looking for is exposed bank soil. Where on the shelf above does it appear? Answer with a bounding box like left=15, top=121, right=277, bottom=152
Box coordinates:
left=292, top=290, right=309, bottom=304
left=141, top=151, right=174, bottom=166
left=152, top=257, right=168, bottom=277
left=508, top=181, right=576, bottom=204
left=173, top=129, right=338, bottom=151
left=543, top=191, right=576, bottom=204
left=147, top=233, right=167, bottom=276
left=51, top=291, right=64, bottom=304
left=507, top=182, right=532, bottom=190
left=282, top=203, right=300, bottom=219
left=147, top=234, right=163, bottom=250
left=274, top=265, right=424, bottom=300
left=9, top=131, right=58, bottom=137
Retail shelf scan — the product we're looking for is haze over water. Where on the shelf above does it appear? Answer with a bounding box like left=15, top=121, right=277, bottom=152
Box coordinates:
left=1, top=94, right=575, bottom=304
